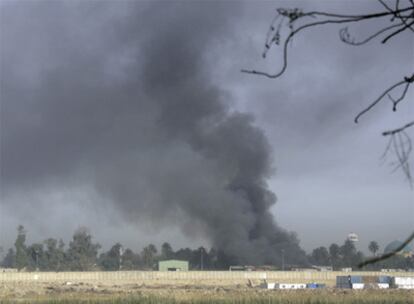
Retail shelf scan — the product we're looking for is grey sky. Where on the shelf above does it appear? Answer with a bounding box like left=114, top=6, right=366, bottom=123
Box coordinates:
left=0, top=0, right=413, bottom=258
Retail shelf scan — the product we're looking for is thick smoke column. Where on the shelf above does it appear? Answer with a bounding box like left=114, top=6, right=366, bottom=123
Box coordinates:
left=1, top=1, right=305, bottom=265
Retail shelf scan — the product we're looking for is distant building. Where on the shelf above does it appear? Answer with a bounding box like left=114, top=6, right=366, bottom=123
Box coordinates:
left=291, top=268, right=318, bottom=272
left=158, top=259, right=189, bottom=271
left=347, top=232, right=359, bottom=242
left=229, top=266, right=248, bottom=271
left=384, top=241, right=413, bottom=258
left=311, top=265, right=333, bottom=272
left=341, top=267, right=353, bottom=272
left=229, top=265, right=255, bottom=271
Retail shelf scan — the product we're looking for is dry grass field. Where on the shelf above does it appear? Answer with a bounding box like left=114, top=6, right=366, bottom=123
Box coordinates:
left=1, top=281, right=414, bottom=303
left=1, top=272, right=414, bottom=303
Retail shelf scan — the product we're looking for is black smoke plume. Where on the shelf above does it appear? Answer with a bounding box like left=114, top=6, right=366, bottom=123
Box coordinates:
left=1, top=1, right=306, bottom=265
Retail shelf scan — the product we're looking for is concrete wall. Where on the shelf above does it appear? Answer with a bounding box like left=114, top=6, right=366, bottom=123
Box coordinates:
left=0, top=271, right=412, bottom=286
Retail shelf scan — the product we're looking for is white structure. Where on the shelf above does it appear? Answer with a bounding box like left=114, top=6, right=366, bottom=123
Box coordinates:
left=275, top=283, right=306, bottom=289
left=351, top=283, right=364, bottom=289
left=265, top=282, right=276, bottom=289
left=392, top=277, right=414, bottom=289
left=347, top=232, right=359, bottom=242
left=262, top=283, right=306, bottom=290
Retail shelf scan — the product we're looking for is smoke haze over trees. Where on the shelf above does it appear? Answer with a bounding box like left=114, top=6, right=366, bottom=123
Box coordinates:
left=0, top=1, right=306, bottom=266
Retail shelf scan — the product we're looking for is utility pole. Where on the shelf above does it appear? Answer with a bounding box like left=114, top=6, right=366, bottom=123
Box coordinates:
left=35, top=249, right=39, bottom=271
left=119, top=245, right=123, bottom=271
left=200, top=247, right=204, bottom=270
left=281, top=249, right=285, bottom=271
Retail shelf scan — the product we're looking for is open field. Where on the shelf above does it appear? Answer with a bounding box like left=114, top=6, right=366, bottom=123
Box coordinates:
left=0, top=284, right=414, bottom=304
left=1, top=283, right=414, bottom=303
left=1, top=271, right=413, bottom=303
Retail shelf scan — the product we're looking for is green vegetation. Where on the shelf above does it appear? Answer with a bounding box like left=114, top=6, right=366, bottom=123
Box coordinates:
left=14, top=225, right=28, bottom=270
left=2, top=225, right=414, bottom=272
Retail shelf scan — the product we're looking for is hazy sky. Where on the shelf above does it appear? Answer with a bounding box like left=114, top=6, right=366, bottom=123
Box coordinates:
left=1, top=0, right=413, bottom=257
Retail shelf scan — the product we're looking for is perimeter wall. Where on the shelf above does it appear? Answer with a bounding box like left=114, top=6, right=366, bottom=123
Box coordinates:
left=0, top=271, right=412, bottom=286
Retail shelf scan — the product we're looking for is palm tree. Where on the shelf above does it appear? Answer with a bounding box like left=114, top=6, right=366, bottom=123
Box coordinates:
left=141, top=244, right=157, bottom=269
left=368, top=241, right=379, bottom=257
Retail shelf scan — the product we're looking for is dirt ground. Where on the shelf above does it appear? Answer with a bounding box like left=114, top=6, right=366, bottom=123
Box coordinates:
left=2, top=280, right=251, bottom=299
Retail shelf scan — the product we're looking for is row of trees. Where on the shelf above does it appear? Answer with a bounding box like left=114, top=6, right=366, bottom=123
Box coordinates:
left=1, top=226, right=413, bottom=271
left=308, top=240, right=414, bottom=270
left=309, top=240, right=364, bottom=268
left=2, top=226, right=100, bottom=271
left=0, top=226, right=234, bottom=271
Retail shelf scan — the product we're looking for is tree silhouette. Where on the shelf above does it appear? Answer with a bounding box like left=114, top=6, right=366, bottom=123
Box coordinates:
left=161, top=242, right=174, bottom=260
left=368, top=241, right=380, bottom=256
left=141, top=244, right=157, bottom=269
left=66, top=227, right=101, bottom=271
left=14, top=225, right=28, bottom=270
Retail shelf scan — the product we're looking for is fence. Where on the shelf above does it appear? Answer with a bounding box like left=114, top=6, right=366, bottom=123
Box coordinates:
left=0, top=271, right=412, bottom=286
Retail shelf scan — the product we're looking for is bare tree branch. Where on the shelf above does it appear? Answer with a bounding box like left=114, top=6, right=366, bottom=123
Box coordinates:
left=340, top=23, right=404, bottom=45
left=383, top=121, right=414, bottom=136
left=394, top=0, right=414, bottom=32
left=378, top=0, right=414, bottom=32
left=307, top=6, right=414, bottom=19
left=241, top=17, right=368, bottom=79
left=354, top=76, right=413, bottom=123
left=243, top=4, right=414, bottom=183
left=392, top=132, right=412, bottom=183
left=387, top=81, right=411, bottom=111
left=382, top=20, right=414, bottom=42
left=381, top=122, right=414, bottom=185
left=242, top=4, right=414, bottom=79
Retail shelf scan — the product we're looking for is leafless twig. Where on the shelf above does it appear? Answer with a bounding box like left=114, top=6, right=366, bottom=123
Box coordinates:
left=340, top=23, right=404, bottom=45
left=382, top=20, right=414, bottom=42
left=382, top=121, right=414, bottom=136
left=354, top=74, right=414, bottom=123
left=381, top=122, right=414, bottom=184
left=378, top=0, right=414, bottom=32
left=242, top=4, right=414, bottom=79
